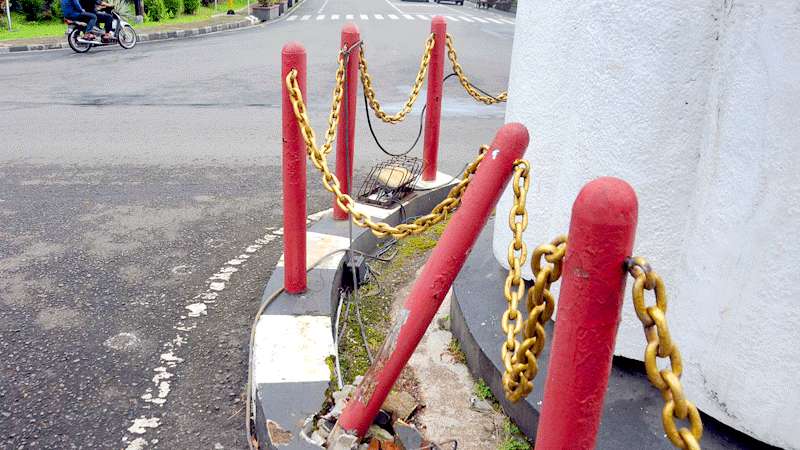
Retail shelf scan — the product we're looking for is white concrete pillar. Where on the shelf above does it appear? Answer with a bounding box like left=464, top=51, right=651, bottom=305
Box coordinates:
left=493, top=1, right=800, bottom=447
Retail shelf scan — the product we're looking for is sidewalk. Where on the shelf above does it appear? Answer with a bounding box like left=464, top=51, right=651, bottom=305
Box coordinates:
left=0, top=10, right=260, bottom=53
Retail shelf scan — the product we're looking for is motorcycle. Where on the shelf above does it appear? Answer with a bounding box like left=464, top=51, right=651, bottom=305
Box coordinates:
left=65, top=5, right=137, bottom=53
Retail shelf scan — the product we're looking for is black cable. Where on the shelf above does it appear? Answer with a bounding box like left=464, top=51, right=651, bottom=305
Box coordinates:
left=444, top=71, right=505, bottom=103
left=363, top=92, right=427, bottom=158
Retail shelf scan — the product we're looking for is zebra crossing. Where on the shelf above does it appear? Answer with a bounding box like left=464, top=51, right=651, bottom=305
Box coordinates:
left=286, top=12, right=514, bottom=25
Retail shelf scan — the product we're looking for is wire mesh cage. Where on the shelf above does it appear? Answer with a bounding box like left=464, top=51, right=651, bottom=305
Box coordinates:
left=357, top=156, right=423, bottom=208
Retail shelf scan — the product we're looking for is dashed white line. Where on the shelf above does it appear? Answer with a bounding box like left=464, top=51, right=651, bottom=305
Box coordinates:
left=374, top=13, right=384, bottom=20
left=445, top=15, right=459, bottom=22
left=331, top=13, right=339, bottom=19
left=360, top=14, right=369, bottom=20
left=300, top=14, right=311, bottom=20
left=416, top=14, right=428, bottom=20
left=485, top=17, right=504, bottom=24
left=498, top=18, right=514, bottom=24
left=316, top=14, right=325, bottom=20
left=346, top=14, right=354, bottom=19
left=403, top=14, right=414, bottom=20
left=316, top=0, right=330, bottom=13
left=388, top=14, right=399, bottom=20
left=286, top=15, right=297, bottom=21
left=469, top=16, right=488, bottom=23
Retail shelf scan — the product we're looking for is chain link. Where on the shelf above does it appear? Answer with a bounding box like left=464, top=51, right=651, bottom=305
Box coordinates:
left=359, top=34, right=435, bottom=124
left=445, top=33, right=508, bottom=105
left=285, top=64, right=487, bottom=239
left=626, top=257, right=703, bottom=450
left=500, top=160, right=566, bottom=402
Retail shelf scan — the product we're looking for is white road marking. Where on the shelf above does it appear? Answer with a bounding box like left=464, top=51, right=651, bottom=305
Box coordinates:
left=300, top=14, right=310, bottom=20
left=286, top=15, right=297, bottom=21
left=316, top=14, right=325, bottom=20
left=498, top=18, right=514, bottom=24
left=128, top=417, right=160, bottom=434
left=469, top=16, right=488, bottom=23
left=316, top=0, right=330, bottom=13
left=374, top=13, right=384, bottom=19
left=485, top=17, right=504, bottom=24
left=416, top=14, right=429, bottom=20
left=403, top=14, right=414, bottom=20
left=445, top=15, right=459, bottom=22
left=383, top=0, right=405, bottom=14
left=331, top=14, right=339, bottom=19
left=457, top=15, right=473, bottom=22
left=360, top=14, right=369, bottom=20
left=346, top=14, right=354, bottom=19
left=388, top=14, right=399, bottom=19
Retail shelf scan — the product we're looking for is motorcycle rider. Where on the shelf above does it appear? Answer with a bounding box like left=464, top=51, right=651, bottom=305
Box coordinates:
left=61, top=0, right=98, bottom=41
left=80, top=0, right=114, bottom=42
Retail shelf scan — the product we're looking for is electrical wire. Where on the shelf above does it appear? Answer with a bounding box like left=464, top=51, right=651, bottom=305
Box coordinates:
left=363, top=92, right=428, bottom=158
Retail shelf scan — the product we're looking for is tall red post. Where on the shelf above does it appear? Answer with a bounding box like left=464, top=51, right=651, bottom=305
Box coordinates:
left=422, top=16, right=446, bottom=181
left=534, top=177, right=638, bottom=450
left=333, top=23, right=361, bottom=220
left=282, top=42, right=307, bottom=294
left=332, top=123, right=530, bottom=439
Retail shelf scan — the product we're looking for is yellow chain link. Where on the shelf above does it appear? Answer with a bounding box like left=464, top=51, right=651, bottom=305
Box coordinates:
left=285, top=63, right=487, bottom=239
left=500, top=160, right=566, bottom=402
left=359, top=34, right=435, bottom=124
left=626, top=257, right=703, bottom=450
left=445, top=33, right=508, bottom=105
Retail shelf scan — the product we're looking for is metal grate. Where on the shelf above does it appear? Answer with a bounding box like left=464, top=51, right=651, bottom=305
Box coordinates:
left=356, top=156, right=423, bottom=208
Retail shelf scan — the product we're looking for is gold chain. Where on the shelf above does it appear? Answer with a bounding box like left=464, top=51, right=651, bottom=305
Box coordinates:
left=285, top=64, right=487, bottom=239
left=446, top=33, right=508, bottom=105
left=500, top=160, right=566, bottom=402
left=626, top=257, right=703, bottom=450
left=359, top=34, right=435, bottom=124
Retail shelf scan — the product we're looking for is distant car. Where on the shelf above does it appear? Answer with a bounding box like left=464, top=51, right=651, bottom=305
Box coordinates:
left=435, top=0, right=464, bottom=4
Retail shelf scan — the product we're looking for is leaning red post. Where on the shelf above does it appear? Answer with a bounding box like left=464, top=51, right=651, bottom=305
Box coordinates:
left=422, top=16, right=446, bottom=181
left=332, top=123, right=531, bottom=438
left=333, top=23, right=361, bottom=220
left=534, top=177, right=639, bottom=450
left=282, top=42, right=307, bottom=294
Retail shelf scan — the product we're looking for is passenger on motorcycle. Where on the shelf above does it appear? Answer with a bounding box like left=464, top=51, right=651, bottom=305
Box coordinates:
left=80, top=0, right=114, bottom=42
left=61, top=0, right=99, bottom=41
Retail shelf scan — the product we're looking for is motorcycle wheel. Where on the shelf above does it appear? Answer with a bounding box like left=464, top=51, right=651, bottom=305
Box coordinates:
left=68, top=29, right=92, bottom=53
left=118, top=25, right=137, bottom=49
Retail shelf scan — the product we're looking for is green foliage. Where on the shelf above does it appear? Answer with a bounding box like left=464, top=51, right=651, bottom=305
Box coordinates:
left=143, top=0, right=166, bottom=21
left=498, top=438, right=530, bottom=450
left=474, top=378, right=494, bottom=401
left=20, top=0, right=44, bottom=21
left=49, top=0, right=61, bottom=18
left=448, top=338, right=466, bottom=364
left=182, top=0, right=198, bottom=14
left=162, top=0, right=181, bottom=17
left=503, top=419, right=520, bottom=436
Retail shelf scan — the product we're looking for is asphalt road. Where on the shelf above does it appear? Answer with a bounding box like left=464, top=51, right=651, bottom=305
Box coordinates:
left=0, top=0, right=513, bottom=447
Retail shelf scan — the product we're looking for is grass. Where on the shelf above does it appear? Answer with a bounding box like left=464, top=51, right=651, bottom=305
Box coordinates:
left=447, top=338, right=466, bottom=364
left=473, top=378, right=495, bottom=401
left=337, top=220, right=447, bottom=384
left=498, top=418, right=531, bottom=450
left=0, top=0, right=250, bottom=41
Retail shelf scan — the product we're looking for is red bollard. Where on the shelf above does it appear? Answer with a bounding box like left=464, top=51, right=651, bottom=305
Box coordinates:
left=282, top=42, right=307, bottom=294
left=333, top=23, right=361, bottom=220
left=333, top=123, right=530, bottom=438
left=422, top=16, right=446, bottom=181
left=534, top=177, right=638, bottom=450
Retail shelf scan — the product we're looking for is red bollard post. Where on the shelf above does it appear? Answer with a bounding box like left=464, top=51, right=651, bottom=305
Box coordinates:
left=333, top=23, right=361, bottom=220
left=282, top=42, right=307, bottom=294
left=534, top=177, right=638, bottom=450
left=422, top=16, right=446, bottom=181
left=332, top=123, right=530, bottom=439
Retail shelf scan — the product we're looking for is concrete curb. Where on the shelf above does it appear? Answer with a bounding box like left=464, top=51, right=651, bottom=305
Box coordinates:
left=251, top=172, right=457, bottom=450
left=449, top=219, right=780, bottom=449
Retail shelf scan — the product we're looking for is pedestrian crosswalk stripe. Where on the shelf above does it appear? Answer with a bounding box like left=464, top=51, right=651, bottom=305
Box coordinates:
left=285, top=12, right=514, bottom=26
left=331, top=14, right=339, bottom=19
left=346, top=14, right=354, bottom=19
left=360, top=14, right=369, bottom=20
left=300, top=14, right=310, bottom=20
left=316, top=14, right=324, bottom=20
left=498, top=18, right=514, bottom=24
left=375, top=14, right=384, bottom=19
left=485, top=17, right=503, bottom=24
left=445, top=15, right=459, bottom=22
left=469, top=16, right=488, bottom=23
left=403, top=14, right=414, bottom=20
left=458, top=15, right=473, bottom=22
left=388, top=14, right=399, bottom=19
left=286, top=15, right=297, bottom=21
left=415, top=14, right=428, bottom=20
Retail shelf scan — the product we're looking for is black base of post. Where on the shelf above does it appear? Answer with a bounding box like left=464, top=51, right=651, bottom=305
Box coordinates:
left=227, top=9, right=234, bottom=14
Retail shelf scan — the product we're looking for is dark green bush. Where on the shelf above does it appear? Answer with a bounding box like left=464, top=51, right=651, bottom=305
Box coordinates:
left=43, top=0, right=61, bottom=19
left=20, top=0, right=44, bottom=21
left=182, top=0, right=198, bottom=14
left=143, top=0, right=166, bottom=21
left=162, top=0, right=181, bottom=17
